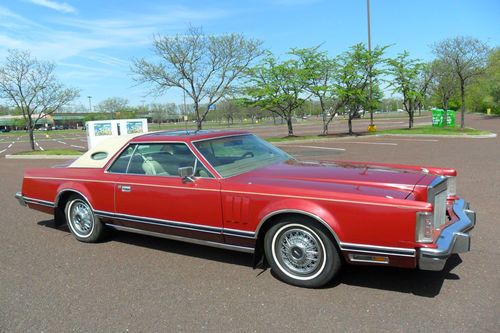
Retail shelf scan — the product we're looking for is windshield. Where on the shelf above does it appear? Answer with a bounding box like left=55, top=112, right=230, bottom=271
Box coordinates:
left=193, top=134, right=293, bottom=178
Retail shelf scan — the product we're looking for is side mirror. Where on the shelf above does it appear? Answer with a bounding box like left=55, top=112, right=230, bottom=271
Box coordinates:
left=178, top=166, right=194, bottom=183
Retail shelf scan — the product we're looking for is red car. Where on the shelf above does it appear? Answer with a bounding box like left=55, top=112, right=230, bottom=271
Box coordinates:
left=16, top=130, right=476, bottom=288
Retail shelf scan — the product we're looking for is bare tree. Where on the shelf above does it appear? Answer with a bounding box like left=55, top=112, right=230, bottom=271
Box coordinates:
left=150, top=103, right=177, bottom=127
left=415, top=62, right=436, bottom=114
left=96, top=97, right=129, bottom=119
left=132, top=26, right=263, bottom=130
left=0, top=49, right=79, bottom=150
left=431, top=60, right=458, bottom=126
left=432, top=36, right=490, bottom=128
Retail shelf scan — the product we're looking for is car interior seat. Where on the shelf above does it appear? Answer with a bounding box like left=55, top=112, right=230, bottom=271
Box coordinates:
left=142, top=157, right=168, bottom=175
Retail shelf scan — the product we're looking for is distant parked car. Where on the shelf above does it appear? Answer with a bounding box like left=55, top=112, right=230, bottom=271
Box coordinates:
left=1, top=127, right=11, bottom=133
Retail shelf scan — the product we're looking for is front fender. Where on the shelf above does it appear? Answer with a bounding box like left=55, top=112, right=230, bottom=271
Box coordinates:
left=255, top=198, right=342, bottom=242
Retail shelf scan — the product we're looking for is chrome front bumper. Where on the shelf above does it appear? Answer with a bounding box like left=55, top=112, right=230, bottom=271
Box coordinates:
left=15, top=192, right=27, bottom=206
left=419, top=199, right=476, bottom=271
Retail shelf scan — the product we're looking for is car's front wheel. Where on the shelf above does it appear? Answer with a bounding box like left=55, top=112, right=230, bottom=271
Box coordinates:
left=264, top=218, right=341, bottom=288
left=65, top=195, right=104, bottom=242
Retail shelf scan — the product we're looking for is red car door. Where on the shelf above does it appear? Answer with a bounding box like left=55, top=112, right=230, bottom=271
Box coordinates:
left=109, top=142, right=223, bottom=243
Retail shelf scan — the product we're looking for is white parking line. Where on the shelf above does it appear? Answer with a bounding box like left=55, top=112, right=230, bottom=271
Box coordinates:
left=57, top=140, right=68, bottom=145
left=285, top=145, right=346, bottom=151
left=70, top=144, right=85, bottom=149
left=338, top=141, right=398, bottom=146
left=8, top=143, right=13, bottom=148
left=35, top=141, right=45, bottom=151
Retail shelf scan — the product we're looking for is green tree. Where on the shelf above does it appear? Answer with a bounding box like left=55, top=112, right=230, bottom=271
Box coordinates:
left=0, top=49, right=79, bottom=150
left=387, top=51, right=424, bottom=129
left=466, top=48, right=500, bottom=114
left=432, top=36, right=490, bottom=128
left=291, top=46, right=337, bottom=134
left=132, top=26, right=263, bottom=131
left=332, top=44, right=386, bottom=135
left=245, top=52, right=311, bottom=136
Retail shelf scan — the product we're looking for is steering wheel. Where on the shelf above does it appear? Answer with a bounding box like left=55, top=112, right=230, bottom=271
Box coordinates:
left=241, top=151, right=254, bottom=159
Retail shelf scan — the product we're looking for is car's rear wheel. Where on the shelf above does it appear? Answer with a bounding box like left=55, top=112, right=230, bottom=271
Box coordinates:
left=264, top=218, right=341, bottom=288
left=65, top=195, right=104, bottom=242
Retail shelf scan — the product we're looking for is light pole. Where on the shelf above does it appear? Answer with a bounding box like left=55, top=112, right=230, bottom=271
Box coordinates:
left=87, top=96, right=92, bottom=112
left=182, top=80, right=188, bottom=132
left=367, top=0, right=376, bottom=131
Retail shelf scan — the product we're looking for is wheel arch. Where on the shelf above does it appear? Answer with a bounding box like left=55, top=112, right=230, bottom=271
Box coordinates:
left=54, top=187, right=95, bottom=225
left=253, top=209, right=342, bottom=268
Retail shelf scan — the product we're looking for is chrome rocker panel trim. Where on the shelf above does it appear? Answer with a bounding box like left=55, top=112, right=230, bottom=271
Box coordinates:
left=16, top=192, right=55, bottom=208
left=419, top=199, right=476, bottom=271
left=107, top=224, right=255, bottom=254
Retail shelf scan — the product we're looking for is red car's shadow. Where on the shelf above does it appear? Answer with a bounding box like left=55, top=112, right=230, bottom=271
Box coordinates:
left=329, top=255, right=462, bottom=297
left=38, top=219, right=253, bottom=267
left=39, top=219, right=462, bottom=296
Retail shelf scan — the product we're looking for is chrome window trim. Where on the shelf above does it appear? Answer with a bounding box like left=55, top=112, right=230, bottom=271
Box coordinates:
left=104, top=141, right=216, bottom=179
left=190, top=133, right=251, bottom=144
left=124, top=144, right=138, bottom=174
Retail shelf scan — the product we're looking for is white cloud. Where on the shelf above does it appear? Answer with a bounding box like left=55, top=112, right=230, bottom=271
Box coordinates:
left=26, top=0, right=76, bottom=14
left=0, top=4, right=230, bottom=104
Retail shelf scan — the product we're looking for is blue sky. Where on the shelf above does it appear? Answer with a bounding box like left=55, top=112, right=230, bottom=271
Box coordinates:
left=0, top=0, right=499, bottom=108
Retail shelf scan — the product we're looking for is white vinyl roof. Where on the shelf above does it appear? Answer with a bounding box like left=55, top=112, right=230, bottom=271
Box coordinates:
left=69, top=134, right=142, bottom=169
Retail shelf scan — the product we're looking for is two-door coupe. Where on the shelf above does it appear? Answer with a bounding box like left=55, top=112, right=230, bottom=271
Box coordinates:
left=16, top=130, right=476, bottom=288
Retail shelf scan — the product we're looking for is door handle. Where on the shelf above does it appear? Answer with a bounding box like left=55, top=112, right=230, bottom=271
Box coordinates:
left=120, top=185, right=131, bottom=192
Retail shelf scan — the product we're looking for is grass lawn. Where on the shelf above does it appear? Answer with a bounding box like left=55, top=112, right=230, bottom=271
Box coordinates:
left=13, top=149, right=82, bottom=155
left=374, top=125, right=491, bottom=136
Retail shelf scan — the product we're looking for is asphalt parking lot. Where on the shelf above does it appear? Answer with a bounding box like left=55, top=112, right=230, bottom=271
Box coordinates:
left=0, top=114, right=498, bottom=332
left=0, top=114, right=431, bottom=156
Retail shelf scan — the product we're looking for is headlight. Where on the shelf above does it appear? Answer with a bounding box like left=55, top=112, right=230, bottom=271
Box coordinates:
left=416, top=212, right=434, bottom=243
left=447, top=176, right=457, bottom=197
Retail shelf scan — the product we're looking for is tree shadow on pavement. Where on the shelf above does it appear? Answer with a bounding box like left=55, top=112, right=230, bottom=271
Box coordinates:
left=335, top=255, right=462, bottom=297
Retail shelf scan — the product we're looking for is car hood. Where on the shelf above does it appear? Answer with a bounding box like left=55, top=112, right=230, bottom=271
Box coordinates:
left=228, top=160, right=428, bottom=200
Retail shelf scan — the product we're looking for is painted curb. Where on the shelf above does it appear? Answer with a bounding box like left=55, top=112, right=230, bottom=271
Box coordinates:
left=375, top=133, right=497, bottom=139
left=272, top=132, right=496, bottom=145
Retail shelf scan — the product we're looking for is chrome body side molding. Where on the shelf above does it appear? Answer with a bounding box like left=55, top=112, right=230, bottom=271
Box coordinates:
left=107, top=224, right=254, bottom=253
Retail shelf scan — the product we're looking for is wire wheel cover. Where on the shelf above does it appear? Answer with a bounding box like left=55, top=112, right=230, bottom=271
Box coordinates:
left=275, top=227, right=323, bottom=276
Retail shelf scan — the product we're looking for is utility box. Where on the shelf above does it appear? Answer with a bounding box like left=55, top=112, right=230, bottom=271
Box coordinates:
left=85, top=119, right=148, bottom=149
left=432, top=109, right=456, bottom=127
